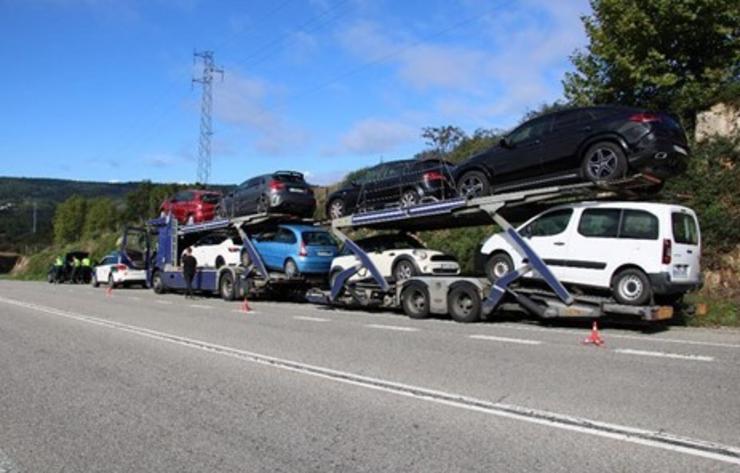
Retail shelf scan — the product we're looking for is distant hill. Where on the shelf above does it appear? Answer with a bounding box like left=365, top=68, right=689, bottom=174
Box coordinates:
left=0, top=177, right=229, bottom=252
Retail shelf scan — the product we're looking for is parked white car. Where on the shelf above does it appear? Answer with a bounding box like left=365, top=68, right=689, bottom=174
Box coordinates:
left=330, top=233, right=460, bottom=284
left=189, top=233, right=243, bottom=268
left=480, top=202, right=702, bottom=305
left=92, top=251, right=147, bottom=288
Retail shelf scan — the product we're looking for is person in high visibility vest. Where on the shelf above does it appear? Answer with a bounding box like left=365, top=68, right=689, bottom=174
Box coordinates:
left=71, top=257, right=82, bottom=284
left=81, top=256, right=92, bottom=284
left=53, top=256, right=64, bottom=283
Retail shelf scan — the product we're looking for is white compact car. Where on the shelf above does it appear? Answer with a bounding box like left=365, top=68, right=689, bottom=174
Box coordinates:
left=330, top=233, right=460, bottom=284
left=92, top=251, right=147, bottom=288
left=480, top=202, right=702, bottom=305
left=189, top=233, right=243, bottom=268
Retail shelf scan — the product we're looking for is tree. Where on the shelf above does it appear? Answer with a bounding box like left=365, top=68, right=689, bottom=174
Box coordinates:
left=446, top=128, right=504, bottom=164
left=53, top=195, right=87, bottom=244
left=520, top=101, right=571, bottom=122
left=421, top=126, right=467, bottom=156
left=563, top=0, right=739, bottom=128
left=83, top=197, right=118, bottom=239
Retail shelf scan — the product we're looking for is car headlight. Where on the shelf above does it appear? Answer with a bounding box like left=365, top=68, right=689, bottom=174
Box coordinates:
left=413, top=250, right=428, bottom=260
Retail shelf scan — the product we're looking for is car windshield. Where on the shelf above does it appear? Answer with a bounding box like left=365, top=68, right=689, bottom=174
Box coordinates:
left=302, top=231, right=337, bottom=247
left=358, top=234, right=425, bottom=252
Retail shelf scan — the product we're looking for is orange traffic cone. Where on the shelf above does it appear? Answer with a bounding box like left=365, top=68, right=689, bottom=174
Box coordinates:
left=241, top=296, right=252, bottom=313
left=582, top=320, right=605, bottom=346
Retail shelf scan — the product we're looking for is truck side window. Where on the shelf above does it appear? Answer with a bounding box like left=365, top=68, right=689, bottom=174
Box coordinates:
left=578, top=209, right=620, bottom=238
left=527, top=209, right=573, bottom=237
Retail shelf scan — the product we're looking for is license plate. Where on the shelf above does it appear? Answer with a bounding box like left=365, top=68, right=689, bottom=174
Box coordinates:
left=672, top=266, right=688, bottom=278
left=673, top=145, right=688, bottom=155
left=317, top=251, right=332, bottom=256
left=289, top=187, right=306, bottom=193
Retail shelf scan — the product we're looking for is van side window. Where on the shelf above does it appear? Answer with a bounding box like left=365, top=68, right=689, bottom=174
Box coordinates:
left=620, top=210, right=659, bottom=240
left=578, top=209, right=620, bottom=238
left=527, top=209, right=573, bottom=237
left=672, top=213, right=698, bottom=244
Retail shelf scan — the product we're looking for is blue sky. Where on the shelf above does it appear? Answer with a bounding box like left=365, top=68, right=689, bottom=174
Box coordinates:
left=0, top=0, right=591, bottom=186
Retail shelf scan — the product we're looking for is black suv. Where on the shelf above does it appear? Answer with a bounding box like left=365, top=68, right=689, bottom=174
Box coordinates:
left=220, top=171, right=316, bottom=219
left=325, top=158, right=456, bottom=219
left=454, top=105, right=689, bottom=197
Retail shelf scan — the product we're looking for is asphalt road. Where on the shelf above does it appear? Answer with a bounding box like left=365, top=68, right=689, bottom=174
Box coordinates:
left=1, top=280, right=739, bottom=472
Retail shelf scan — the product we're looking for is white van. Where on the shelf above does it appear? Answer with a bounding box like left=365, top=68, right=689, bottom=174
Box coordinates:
left=480, top=202, right=702, bottom=305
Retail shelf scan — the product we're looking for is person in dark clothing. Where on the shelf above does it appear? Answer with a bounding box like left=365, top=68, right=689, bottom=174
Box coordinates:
left=182, top=247, right=197, bottom=299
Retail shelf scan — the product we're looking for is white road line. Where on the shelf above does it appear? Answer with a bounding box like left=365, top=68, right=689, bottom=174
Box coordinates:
left=495, top=324, right=740, bottom=349
left=614, top=349, right=714, bottom=362
left=155, top=300, right=173, bottom=305
left=366, top=324, right=419, bottom=332
left=294, top=316, right=329, bottom=322
left=1, top=294, right=738, bottom=467
left=469, top=334, right=542, bottom=345
left=188, top=304, right=212, bottom=309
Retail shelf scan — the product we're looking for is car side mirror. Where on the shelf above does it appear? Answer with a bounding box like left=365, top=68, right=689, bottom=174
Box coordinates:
left=521, top=225, right=532, bottom=238
left=500, top=137, right=512, bottom=148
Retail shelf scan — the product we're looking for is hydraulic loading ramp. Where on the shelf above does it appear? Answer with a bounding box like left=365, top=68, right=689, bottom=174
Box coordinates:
left=313, top=176, right=663, bottom=320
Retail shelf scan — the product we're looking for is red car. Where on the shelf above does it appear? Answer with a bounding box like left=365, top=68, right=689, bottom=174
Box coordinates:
left=160, top=189, right=222, bottom=225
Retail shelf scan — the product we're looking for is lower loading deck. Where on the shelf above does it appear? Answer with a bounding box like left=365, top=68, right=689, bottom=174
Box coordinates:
left=307, top=277, right=673, bottom=323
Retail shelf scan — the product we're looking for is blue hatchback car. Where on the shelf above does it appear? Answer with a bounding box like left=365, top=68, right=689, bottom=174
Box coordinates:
left=251, top=224, right=338, bottom=277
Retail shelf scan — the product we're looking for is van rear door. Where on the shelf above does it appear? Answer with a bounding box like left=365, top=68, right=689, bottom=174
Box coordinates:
left=669, top=209, right=701, bottom=283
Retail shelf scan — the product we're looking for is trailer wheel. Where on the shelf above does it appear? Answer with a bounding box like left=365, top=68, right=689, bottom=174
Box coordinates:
left=448, top=283, right=481, bottom=323
left=152, top=272, right=166, bottom=294
left=219, top=271, right=236, bottom=301
left=402, top=282, right=430, bottom=319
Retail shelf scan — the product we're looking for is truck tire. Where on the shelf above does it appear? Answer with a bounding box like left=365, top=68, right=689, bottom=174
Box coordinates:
left=611, top=268, right=651, bottom=306
left=152, top=272, right=166, bottom=294
left=219, top=271, right=236, bottom=301
left=447, top=283, right=481, bottom=323
left=401, top=282, right=430, bottom=319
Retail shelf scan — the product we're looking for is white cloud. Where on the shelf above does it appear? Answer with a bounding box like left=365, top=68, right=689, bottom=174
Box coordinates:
left=303, top=169, right=348, bottom=186
left=213, top=70, right=309, bottom=155
left=337, top=0, right=589, bottom=124
left=328, top=118, right=416, bottom=156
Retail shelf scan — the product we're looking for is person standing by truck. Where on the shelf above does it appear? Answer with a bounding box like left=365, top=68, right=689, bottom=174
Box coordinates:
left=182, top=247, right=197, bottom=299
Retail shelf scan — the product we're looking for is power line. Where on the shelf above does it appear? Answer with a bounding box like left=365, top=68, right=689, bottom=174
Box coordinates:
left=192, top=51, right=224, bottom=185
left=236, top=0, right=353, bottom=70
